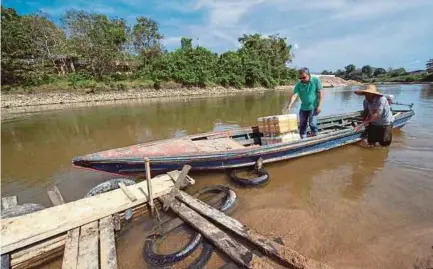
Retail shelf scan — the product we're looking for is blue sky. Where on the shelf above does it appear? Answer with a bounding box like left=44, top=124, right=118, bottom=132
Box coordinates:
left=3, top=0, right=433, bottom=72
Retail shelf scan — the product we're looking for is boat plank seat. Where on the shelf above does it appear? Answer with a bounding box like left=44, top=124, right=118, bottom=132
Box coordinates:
left=192, top=138, right=245, bottom=152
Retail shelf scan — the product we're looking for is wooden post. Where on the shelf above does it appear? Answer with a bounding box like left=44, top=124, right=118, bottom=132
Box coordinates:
left=144, top=157, right=154, bottom=215
left=177, top=191, right=334, bottom=269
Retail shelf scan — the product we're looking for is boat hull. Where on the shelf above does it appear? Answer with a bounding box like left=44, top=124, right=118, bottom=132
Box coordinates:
left=73, top=110, right=415, bottom=176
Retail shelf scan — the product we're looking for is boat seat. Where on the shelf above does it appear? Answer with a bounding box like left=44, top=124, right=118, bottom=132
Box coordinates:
left=192, top=138, right=245, bottom=152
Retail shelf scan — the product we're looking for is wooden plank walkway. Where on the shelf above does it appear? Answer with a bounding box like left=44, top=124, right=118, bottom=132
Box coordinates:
left=2, top=170, right=194, bottom=269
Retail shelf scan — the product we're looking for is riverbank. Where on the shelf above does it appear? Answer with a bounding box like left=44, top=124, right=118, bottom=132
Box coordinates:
left=0, top=86, right=291, bottom=120
left=1, top=77, right=362, bottom=120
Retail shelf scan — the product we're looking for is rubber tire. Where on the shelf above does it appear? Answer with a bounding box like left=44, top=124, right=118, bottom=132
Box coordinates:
left=85, top=178, right=136, bottom=197
left=193, top=185, right=237, bottom=213
left=143, top=227, right=203, bottom=267
left=230, top=168, right=270, bottom=186
left=189, top=239, right=214, bottom=269
left=1, top=203, right=45, bottom=219
left=143, top=185, right=237, bottom=267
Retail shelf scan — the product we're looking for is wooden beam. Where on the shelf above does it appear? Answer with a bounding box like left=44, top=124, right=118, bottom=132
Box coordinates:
left=159, top=191, right=226, bottom=235
left=163, top=199, right=272, bottom=269
left=117, top=183, right=137, bottom=202
left=47, top=186, right=65, bottom=206
left=77, top=222, right=99, bottom=269
left=177, top=191, right=334, bottom=269
left=163, top=165, right=191, bottom=211
left=1, top=172, right=188, bottom=255
left=2, top=196, right=18, bottom=209
left=99, top=216, right=117, bottom=269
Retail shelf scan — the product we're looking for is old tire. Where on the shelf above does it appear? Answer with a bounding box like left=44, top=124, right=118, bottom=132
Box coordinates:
left=1, top=203, right=45, bottom=219
left=189, top=239, right=214, bottom=269
left=193, top=185, right=237, bottom=213
left=143, top=185, right=237, bottom=267
left=85, top=178, right=136, bottom=197
left=143, top=228, right=202, bottom=267
left=230, top=168, right=269, bottom=186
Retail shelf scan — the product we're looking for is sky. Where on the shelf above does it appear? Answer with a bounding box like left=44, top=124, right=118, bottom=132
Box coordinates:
left=3, top=0, right=433, bottom=72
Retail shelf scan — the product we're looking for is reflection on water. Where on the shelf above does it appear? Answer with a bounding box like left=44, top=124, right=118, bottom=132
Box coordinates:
left=2, top=84, right=433, bottom=269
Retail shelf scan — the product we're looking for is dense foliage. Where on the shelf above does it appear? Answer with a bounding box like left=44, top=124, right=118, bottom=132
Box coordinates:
left=1, top=7, right=297, bottom=91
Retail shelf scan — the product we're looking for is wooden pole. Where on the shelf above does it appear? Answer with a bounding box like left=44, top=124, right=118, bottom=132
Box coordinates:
left=144, top=157, right=154, bottom=215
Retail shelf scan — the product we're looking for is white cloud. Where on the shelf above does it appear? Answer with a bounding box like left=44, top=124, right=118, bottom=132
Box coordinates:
left=294, top=17, right=433, bottom=71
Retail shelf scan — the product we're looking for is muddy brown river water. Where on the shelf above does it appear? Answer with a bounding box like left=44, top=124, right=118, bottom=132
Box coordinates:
left=2, top=84, right=433, bottom=269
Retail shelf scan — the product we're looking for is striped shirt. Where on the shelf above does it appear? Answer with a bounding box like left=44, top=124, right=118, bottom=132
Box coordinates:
left=363, top=96, right=394, bottom=126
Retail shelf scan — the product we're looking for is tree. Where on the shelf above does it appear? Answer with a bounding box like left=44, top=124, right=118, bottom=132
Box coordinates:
left=361, top=65, right=373, bottom=77
left=131, top=17, right=164, bottom=67
left=335, top=69, right=345, bottom=77
left=61, top=10, right=129, bottom=80
left=321, top=70, right=332, bottom=75
left=373, top=68, right=386, bottom=77
left=345, top=64, right=356, bottom=74
left=427, top=59, right=433, bottom=73
left=22, top=13, right=69, bottom=75
left=1, top=6, right=32, bottom=84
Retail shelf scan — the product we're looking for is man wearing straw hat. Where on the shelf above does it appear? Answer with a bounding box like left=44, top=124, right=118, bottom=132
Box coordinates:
left=286, top=67, right=323, bottom=139
left=354, top=84, right=394, bottom=146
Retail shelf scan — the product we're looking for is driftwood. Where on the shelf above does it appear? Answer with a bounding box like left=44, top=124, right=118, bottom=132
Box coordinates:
left=177, top=191, right=334, bottom=269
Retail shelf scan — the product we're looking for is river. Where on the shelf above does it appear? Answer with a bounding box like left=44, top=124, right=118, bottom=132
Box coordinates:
left=2, top=84, right=433, bottom=268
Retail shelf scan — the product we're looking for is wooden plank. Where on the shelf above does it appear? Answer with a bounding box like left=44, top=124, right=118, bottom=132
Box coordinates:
left=117, top=183, right=137, bottom=202
left=164, top=165, right=191, bottom=211
left=99, top=216, right=117, bottom=269
left=47, top=186, right=65, bottom=206
left=163, top=199, right=272, bottom=269
left=62, top=229, right=80, bottom=269
left=2, top=196, right=18, bottom=209
left=77, top=222, right=99, bottom=269
left=177, top=191, right=334, bottom=269
left=1, top=172, right=189, bottom=255
left=11, top=234, right=66, bottom=264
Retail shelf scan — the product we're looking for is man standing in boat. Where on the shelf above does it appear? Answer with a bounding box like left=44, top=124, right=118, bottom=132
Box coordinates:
left=354, top=85, right=394, bottom=146
left=286, top=68, right=323, bottom=139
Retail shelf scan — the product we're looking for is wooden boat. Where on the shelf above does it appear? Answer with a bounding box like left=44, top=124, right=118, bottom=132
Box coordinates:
left=72, top=107, right=415, bottom=176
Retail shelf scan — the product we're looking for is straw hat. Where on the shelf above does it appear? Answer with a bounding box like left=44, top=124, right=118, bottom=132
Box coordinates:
left=354, top=84, right=383, bottom=96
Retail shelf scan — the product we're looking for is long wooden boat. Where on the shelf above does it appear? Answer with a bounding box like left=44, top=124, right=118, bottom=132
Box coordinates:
left=72, top=108, right=415, bottom=176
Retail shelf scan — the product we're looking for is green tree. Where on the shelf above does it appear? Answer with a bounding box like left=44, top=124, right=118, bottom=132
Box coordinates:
left=427, top=59, right=433, bottom=73
left=1, top=6, right=32, bottom=85
left=373, top=68, right=386, bottom=77
left=345, top=64, right=356, bottom=74
left=131, top=17, right=164, bottom=68
left=61, top=10, right=129, bottom=80
left=361, top=65, right=373, bottom=77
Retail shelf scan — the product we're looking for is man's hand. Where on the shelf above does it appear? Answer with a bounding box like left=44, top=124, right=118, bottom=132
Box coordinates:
left=354, top=123, right=365, bottom=132
left=285, top=106, right=291, bottom=114
left=316, top=106, right=322, bottom=115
